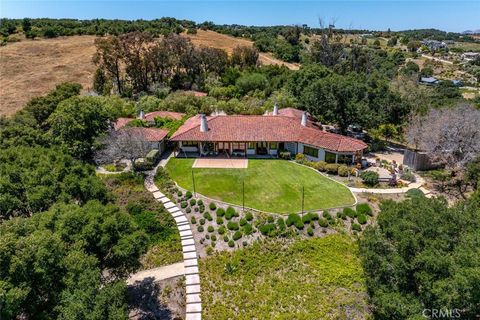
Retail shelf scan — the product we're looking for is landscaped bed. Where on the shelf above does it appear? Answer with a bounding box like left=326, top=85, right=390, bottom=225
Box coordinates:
left=165, top=158, right=355, bottom=213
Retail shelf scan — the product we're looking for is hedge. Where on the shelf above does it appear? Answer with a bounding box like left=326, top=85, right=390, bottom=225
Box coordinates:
left=277, top=217, right=286, bottom=230
left=191, top=216, right=197, bottom=224
left=233, top=230, right=242, bottom=241
left=323, top=210, right=332, bottom=220
left=197, top=199, right=203, bottom=206
left=325, top=163, right=340, bottom=174
left=356, top=203, right=372, bottom=216
left=338, top=165, right=350, bottom=177
left=286, top=213, right=304, bottom=229
left=227, top=221, right=239, bottom=231
left=181, top=201, right=188, bottom=209
left=360, top=171, right=379, bottom=186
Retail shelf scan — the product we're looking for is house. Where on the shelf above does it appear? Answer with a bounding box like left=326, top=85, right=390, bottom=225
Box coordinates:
left=422, top=40, right=448, bottom=51
left=113, top=110, right=185, bottom=130
left=169, top=108, right=368, bottom=164
left=461, top=52, right=480, bottom=62
left=122, top=127, right=169, bottom=154
left=419, top=76, right=439, bottom=85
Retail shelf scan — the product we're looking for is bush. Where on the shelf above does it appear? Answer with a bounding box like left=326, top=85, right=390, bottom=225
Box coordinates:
left=227, top=221, right=239, bottom=231
left=326, top=163, right=340, bottom=174
left=318, top=218, right=329, bottom=228
left=191, top=216, right=197, bottom=224
left=356, top=203, right=373, bottom=216
left=357, top=214, right=367, bottom=225
left=190, top=199, right=196, bottom=206
left=286, top=213, right=303, bottom=229
left=216, top=217, right=224, bottom=225
left=307, top=226, right=314, bottom=236
left=181, top=201, right=188, bottom=208
left=267, top=215, right=274, bottom=223
left=352, top=223, right=362, bottom=231
left=198, top=205, right=205, bottom=213
left=211, top=235, right=217, bottom=242
left=186, top=191, right=192, bottom=199
left=277, top=217, right=286, bottom=230
left=197, top=225, right=204, bottom=232
left=209, top=202, right=217, bottom=210
left=322, top=210, right=332, bottom=220
left=242, top=223, right=253, bottom=235
left=186, top=207, right=191, bottom=213
left=218, top=226, right=226, bottom=235
left=203, top=212, right=213, bottom=221
left=228, top=240, right=235, bottom=248
left=207, top=225, right=215, bottom=232
left=360, top=171, right=379, bottom=186
left=206, top=246, right=214, bottom=255
left=200, top=218, right=206, bottom=225
left=233, top=230, right=242, bottom=241
left=216, top=208, right=225, bottom=217
left=205, top=234, right=210, bottom=240
left=242, top=241, right=248, bottom=247
left=225, top=207, right=236, bottom=220
left=177, top=191, right=183, bottom=197
left=239, top=218, right=247, bottom=226
left=343, top=207, right=357, bottom=218
left=406, top=188, right=425, bottom=199
left=259, top=223, right=276, bottom=236
left=194, top=207, right=199, bottom=212
left=302, top=212, right=318, bottom=224
left=223, top=235, right=229, bottom=242
left=197, top=199, right=203, bottom=206
left=338, top=165, right=350, bottom=177
left=245, top=212, right=253, bottom=221
left=295, top=153, right=306, bottom=163
left=316, top=161, right=328, bottom=172
left=279, top=151, right=291, bottom=160
left=401, top=170, right=416, bottom=182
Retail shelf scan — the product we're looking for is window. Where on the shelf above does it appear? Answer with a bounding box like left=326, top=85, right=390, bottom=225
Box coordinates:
left=182, top=141, right=198, bottom=147
left=303, top=146, right=318, bottom=158
left=325, top=151, right=336, bottom=163
left=232, top=143, right=245, bottom=151
left=270, top=142, right=278, bottom=150
left=247, top=142, right=255, bottom=149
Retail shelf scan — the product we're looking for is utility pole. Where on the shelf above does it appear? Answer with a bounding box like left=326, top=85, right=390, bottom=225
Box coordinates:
left=301, top=185, right=305, bottom=216
left=191, top=169, right=196, bottom=197
left=242, top=180, right=245, bottom=213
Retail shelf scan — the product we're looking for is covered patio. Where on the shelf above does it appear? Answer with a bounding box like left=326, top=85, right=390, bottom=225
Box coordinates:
left=174, top=141, right=280, bottom=158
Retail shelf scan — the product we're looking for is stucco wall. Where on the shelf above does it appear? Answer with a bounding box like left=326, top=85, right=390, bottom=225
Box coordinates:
left=297, top=143, right=326, bottom=162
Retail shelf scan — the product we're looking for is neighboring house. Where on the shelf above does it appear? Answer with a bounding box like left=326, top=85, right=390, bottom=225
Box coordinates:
left=422, top=40, right=448, bottom=51
left=170, top=108, right=367, bottom=164
left=419, top=76, right=440, bottom=85
left=123, top=127, right=169, bottom=154
left=113, top=110, right=185, bottom=130
left=461, top=52, right=480, bottom=62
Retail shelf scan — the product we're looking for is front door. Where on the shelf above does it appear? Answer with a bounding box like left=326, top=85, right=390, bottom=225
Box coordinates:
left=256, top=142, right=268, bottom=155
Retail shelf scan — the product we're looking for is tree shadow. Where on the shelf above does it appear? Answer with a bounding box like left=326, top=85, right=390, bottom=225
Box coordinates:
left=128, top=277, right=173, bottom=320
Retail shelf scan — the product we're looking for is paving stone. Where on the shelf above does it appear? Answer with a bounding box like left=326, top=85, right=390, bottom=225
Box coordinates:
left=175, top=215, right=188, bottom=224
left=185, top=266, right=199, bottom=275
left=182, top=245, right=196, bottom=253
left=164, top=202, right=176, bottom=209
left=186, top=293, right=201, bottom=304
left=171, top=211, right=184, bottom=218
left=185, top=274, right=200, bottom=285
left=152, top=191, right=164, bottom=199
left=186, top=284, right=201, bottom=294
left=167, top=206, right=180, bottom=213
left=186, top=303, right=202, bottom=313
left=159, top=197, right=170, bottom=203
left=177, top=224, right=190, bottom=231
left=183, top=251, right=197, bottom=260
left=181, top=238, right=195, bottom=246
left=184, top=258, right=198, bottom=267
left=176, top=221, right=189, bottom=227
left=185, top=313, right=202, bottom=320
left=179, top=229, right=193, bottom=236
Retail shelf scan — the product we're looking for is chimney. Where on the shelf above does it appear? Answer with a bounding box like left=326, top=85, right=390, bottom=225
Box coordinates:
left=301, top=112, right=308, bottom=126
left=139, top=110, right=145, bottom=120
left=272, top=103, right=279, bottom=115
left=200, top=114, right=208, bottom=132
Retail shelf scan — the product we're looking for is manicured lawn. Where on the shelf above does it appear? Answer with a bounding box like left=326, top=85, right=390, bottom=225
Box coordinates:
left=200, top=234, right=370, bottom=319
left=165, top=158, right=355, bottom=213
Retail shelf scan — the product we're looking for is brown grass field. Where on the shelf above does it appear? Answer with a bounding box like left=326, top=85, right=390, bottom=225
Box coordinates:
left=0, top=30, right=297, bottom=116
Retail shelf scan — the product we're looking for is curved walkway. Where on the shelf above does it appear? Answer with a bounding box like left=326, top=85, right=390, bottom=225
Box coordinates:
left=127, top=262, right=185, bottom=285
left=349, top=175, right=429, bottom=195
left=144, top=160, right=202, bottom=320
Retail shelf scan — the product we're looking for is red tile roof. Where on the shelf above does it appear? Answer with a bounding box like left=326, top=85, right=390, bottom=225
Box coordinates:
left=144, top=111, right=185, bottom=122
left=122, top=127, right=169, bottom=142
left=114, top=117, right=134, bottom=130
left=266, top=108, right=320, bottom=129
left=170, top=115, right=367, bottom=153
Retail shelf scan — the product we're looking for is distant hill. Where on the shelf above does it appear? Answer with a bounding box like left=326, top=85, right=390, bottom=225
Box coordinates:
left=463, top=30, right=480, bottom=35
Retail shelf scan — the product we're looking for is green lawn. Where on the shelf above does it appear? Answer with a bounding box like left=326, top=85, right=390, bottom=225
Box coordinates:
left=200, top=234, right=370, bottom=319
left=165, top=158, right=355, bottom=213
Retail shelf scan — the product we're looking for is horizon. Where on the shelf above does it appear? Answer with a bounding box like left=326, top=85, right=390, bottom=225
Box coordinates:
left=1, top=1, right=479, bottom=33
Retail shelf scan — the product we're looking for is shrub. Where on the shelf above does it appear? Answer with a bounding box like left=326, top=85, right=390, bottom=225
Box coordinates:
left=211, top=235, right=217, bottom=242
left=197, top=199, right=203, bottom=206
left=190, top=199, right=196, bottom=206
left=322, top=210, right=332, bottom=220
left=186, top=191, right=192, bottom=199
left=406, top=188, right=425, bottom=199
left=205, top=234, right=210, bottom=239
left=279, top=151, right=291, bottom=160
left=203, top=212, right=213, bottom=221
left=225, top=207, right=236, bottom=220
left=259, top=223, right=276, bottom=236
left=209, top=202, right=216, bottom=210
left=267, top=215, right=274, bottom=223
left=181, top=201, right=188, bottom=209
left=360, top=171, right=379, bottom=186
left=356, top=203, right=373, bottom=216
left=307, top=226, right=314, bottom=236
left=223, top=235, right=229, bottom=242
left=207, top=225, right=215, bottom=232
left=242, top=241, right=248, bottom=247
left=186, top=207, right=191, bottom=213
left=216, top=217, right=224, bottom=225
left=245, top=212, right=253, bottom=221
left=352, top=223, right=362, bottom=231
left=401, top=170, right=416, bottom=182
left=343, top=207, right=357, bottom=218
left=286, top=213, right=303, bottom=229
left=242, top=223, right=253, bottom=235
left=316, top=161, right=328, bottom=172
left=357, top=214, right=367, bottom=225
left=326, top=163, right=340, bottom=174
left=194, top=207, right=199, bottom=212
left=318, top=218, right=329, bottom=228
left=338, top=165, right=350, bottom=177
left=228, top=240, right=235, bottom=248
left=302, top=212, right=318, bottom=224
left=233, top=230, right=242, bottom=241
left=277, top=217, right=286, bottom=230
left=177, top=191, right=182, bottom=197
left=197, top=225, right=204, bottom=232
left=198, top=205, right=205, bottom=213
left=200, top=218, right=205, bottom=225
left=218, top=226, right=226, bottom=235
left=216, top=208, right=225, bottom=217
left=191, top=216, right=197, bottom=224
left=295, top=153, right=306, bottom=163
left=206, top=246, right=214, bottom=255
left=239, top=218, right=247, bottom=226
left=227, top=221, right=239, bottom=231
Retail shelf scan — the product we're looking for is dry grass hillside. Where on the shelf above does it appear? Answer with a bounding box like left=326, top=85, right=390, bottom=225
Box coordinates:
left=0, top=30, right=297, bottom=116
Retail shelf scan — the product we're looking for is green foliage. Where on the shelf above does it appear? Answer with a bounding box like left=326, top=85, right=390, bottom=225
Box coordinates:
left=239, top=218, right=247, bottom=226
left=360, top=193, right=480, bottom=319
left=209, top=202, right=217, bottom=210
left=307, top=226, right=314, bottom=236
left=356, top=203, right=372, bottom=216
left=228, top=240, right=235, bottom=248
left=357, top=214, right=367, bottom=225
left=245, top=211, right=254, bottom=221
left=197, top=225, right=204, bottom=232
left=360, top=171, right=379, bottom=186
left=200, top=218, right=206, bottom=225
left=343, top=207, right=357, bottom=219
left=325, top=163, right=340, bottom=174
left=337, top=165, right=350, bottom=177
left=286, top=213, right=303, bottom=229
left=322, top=210, right=332, bottom=220
left=227, top=221, right=239, bottom=231
left=216, top=207, right=225, bottom=217
left=277, top=217, right=286, bottom=230
left=186, top=207, right=191, bottom=213
left=242, top=223, right=253, bottom=235
left=216, top=217, right=224, bottom=225
left=191, top=216, right=197, bottom=224
left=181, top=201, right=188, bottom=209
left=189, top=198, right=196, bottom=206
left=218, top=226, right=226, bottom=235
left=259, top=223, right=277, bottom=236
left=185, top=191, right=192, bottom=199
left=207, top=225, right=215, bottom=233
left=203, top=211, right=213, bottom=221
left=197, top=199, right=204, bottom=206
left=233, top=230, right=243, bottom=241
left=318, top=218, right=329, bottom=228
left=351, top=223, right=362, bottom=231
left=405, top=188, right=425, bottom=199
left=225, top=206, right=236, bottom=220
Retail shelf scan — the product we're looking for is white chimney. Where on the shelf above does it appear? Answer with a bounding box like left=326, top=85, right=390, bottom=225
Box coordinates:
left=272, top=103, right=279, bottom=115
left=301, top=112, right=308, bottom=126
left=139, top=110, right=145, bottom=120
left=200, top=114, right=208, bottom=132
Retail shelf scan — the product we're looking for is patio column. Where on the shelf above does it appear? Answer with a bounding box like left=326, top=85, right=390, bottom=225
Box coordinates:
left=352, top=154, right=355, bottom=165
left=199, top=142, right=203, bottom=157
left=335, top=154, right=339, bottom=163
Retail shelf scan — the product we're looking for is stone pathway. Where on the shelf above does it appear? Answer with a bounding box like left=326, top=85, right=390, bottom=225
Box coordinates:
left=144, top=159, right=202, bottom=320
left=349, top=175, right=429, bottom=195
left=126, top=262, right=185, bottom=285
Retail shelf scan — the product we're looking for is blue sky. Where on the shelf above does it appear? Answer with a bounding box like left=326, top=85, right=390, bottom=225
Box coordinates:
left=1, top=1, right=478, bottom=32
